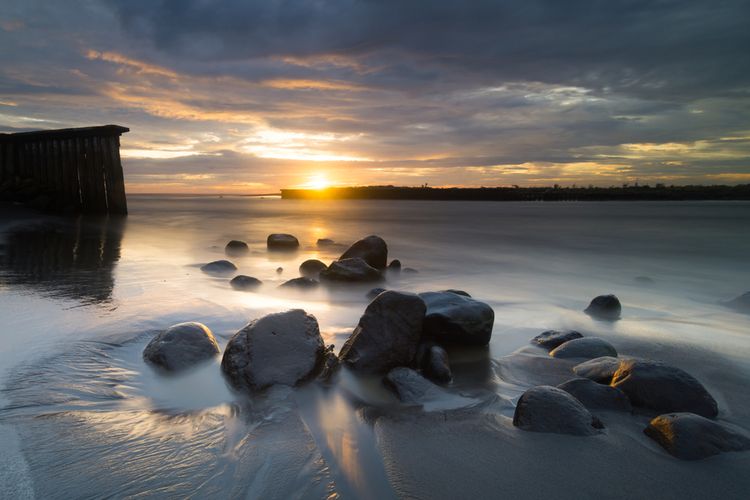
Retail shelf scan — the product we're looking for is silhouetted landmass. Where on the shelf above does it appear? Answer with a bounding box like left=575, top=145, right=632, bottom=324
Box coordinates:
left=282, top=184, right=750, bottom=201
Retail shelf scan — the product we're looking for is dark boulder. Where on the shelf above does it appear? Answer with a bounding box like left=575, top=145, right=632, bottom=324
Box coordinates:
left=644, top=413, right=750, bottom=460
left=572, top=356, right=622, bottom=384
left=338, top=291, right=426, bottom=374
left=221, top=310, right=326, bottom=391
left=200, top=260, right=237, bottom=274
left=279, top=277, right=319, bottom=290
left=723, top=292, right=750, bottom=314
left=512, top=386, right=604, bottom=436
left=584, top=294, right=622, bottom=320
left=366, top=287, right=387, bottom=300
left=422, top=344, right=452, bottom=384
left=532, top=330, right=583, bottom=350
left=387, top=259, right=401, bottom=272
left=317, top=238, right=335, bottom=247
left=143, top=322, right=220, bottom=372
left=611, top=359, right=718, bottom=417
left=230, top=275, right=262, bottom=291
left=225, top=240, right=249, bottom=255
left=299, top=259, right=327, bottom=278
left=420, top=291, right=494, bottom=346
left=550, top=337, right=618, bottom=360
left=557, top=378, right=631, bottom=411
left=339, top=235, right=388, bottom=270
left=440, top=289, right=471, bottom=297
left=385, top=367, right=449, bottom=404
left=267, top=233, right=300, bottom=250
left=319, top=258, right=383, bottom=283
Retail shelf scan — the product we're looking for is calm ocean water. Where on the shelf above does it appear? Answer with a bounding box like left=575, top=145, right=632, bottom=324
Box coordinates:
left=1, top=197, right=749, bottom=498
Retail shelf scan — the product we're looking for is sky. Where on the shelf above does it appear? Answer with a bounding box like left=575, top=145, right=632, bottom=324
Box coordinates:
left=1, top=0, right=749, bottom=193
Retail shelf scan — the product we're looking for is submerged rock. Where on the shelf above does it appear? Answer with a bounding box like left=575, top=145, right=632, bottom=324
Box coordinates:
left=557, top=378, right=631, bottom=411
left=230, top=275, right=262, bottom=291
left=267, top=233, right=299, bottom=250
left=388, top=259, right=402, bottom=272
left=339, top=235, right=388, bottom=270
left=532, top=330, right=584, bottom=350
left=317, top=238, right=335, bottom=247
left=550, top=337, right=617, bottom=360
left=143, top=322, right=220, bottom=372
left=385, top=367, right=449, bottom=404
left=338, top=291, right=426, bottom=374
left=367, top=287, right=387, bottom=300
left=225, top=240, right=249, bottom=255
left=584, top=294, right=622, bottom=320
left=634, top=276, right=655, bottom=285
left=319, top=257, right=383, bottom=283
left=723, top=291, right=750, bottom=314
left=572, top=356, right=622, bottom=384
left=644, top=413, right=750, bottom=460
left=279, top=277, right=319, bottom=290
left=611, top=359, right=718, bottom=418
left=200, top=259, right=237, bottom=274
left=512, top=386, right=604, bottom=436
left=420, top=291, right=494, bottom=346
left=276, top=267, right=283, bottom=274
left=422, top=344, right=452, bottom=384
left=221, top=310, right=326, bottom=391
left=402, top=267, right=419, bottom=274
left=299, top=259, right=327, bottom=278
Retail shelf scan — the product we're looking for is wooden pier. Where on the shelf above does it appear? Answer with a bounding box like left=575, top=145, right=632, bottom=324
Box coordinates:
left=0, top=125, right=129, bottom=214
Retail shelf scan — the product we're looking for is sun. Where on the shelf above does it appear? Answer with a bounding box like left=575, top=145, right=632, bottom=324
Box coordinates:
left=306, top=173, right=331, bottom=190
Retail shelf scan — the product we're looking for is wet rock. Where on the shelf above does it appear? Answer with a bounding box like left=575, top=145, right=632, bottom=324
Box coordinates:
left=611, top=359, right=718, bottom=417
left=317, top=238, right=335, bottom=247
left=513, top=386, right=604, bottom=436
left=532, top=330, right=584, bottom=350
left=225, top=240, right=249, bottom=255
left=423, top=345, right=452, bottom=384
left=440, top=289, right=471, bottom=297
left=230, top=275, right=262, bottom=291
left=221, top=309, right=326, bottom=391
left=319, top=345, right=340, bottom=382
left=276, top=267, right=283, bottom=274
left=572, top=356, right=622, bottom=384
left=644, top=413, right=750, bottom=460
left=299, top=259, right=327, bottom=278
left=319, top=257, right=383, bottom=283
left=550, top=337, right=618, bottom=360
left=584, top=294, right=622, bottom=320
left=723, top=291, right=750, bottom=314
left=267, top=233, right=300, bottom=250
left=385, top=367, right=448, bottom=404
left=557, top=378, right=631, bottom=411
left=367, top=287, right=387, bottom=300
left=143, top=322, right=220, bottom=372
left=279, top=277, right=319, bottom=290
left=420, top=291, right=494, bottom=346
left=338, top=291, right=426, bottom=374
left=388, top=259, right=401, bottom=272
left=200, top=259, right=237, bottom=274
left=339, top=235, right=388, bottom=270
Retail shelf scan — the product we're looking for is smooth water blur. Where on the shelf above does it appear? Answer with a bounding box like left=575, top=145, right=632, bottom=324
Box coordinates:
left=1, top=197, right=749, bottom=498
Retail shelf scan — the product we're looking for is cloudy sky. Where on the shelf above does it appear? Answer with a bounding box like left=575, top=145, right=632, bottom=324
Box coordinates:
left=1, top=0, right=749, bottom=193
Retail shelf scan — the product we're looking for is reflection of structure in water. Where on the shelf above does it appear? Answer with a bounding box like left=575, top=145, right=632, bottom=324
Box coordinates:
left=0, top=217, right=124, bottom=304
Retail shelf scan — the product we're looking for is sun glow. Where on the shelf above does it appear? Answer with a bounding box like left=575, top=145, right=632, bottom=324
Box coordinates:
left=305, top=173, right=331, bottom=190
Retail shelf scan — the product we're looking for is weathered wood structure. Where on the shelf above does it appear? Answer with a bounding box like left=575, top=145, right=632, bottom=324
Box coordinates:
left=0, top=125, right=129, bottom=214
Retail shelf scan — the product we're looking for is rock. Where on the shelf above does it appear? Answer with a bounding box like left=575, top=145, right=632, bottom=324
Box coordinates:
left=276, top=267, right=283, bottom=274
left=532, top=330, right=584, bottom=350
left=317, top=238, right=335, bottom=247
left=550, top=337, right=618, bottom=360
left=367, top=287, right=387, bottom=300
left=319, top=345, right=340, bottom=382
left=440, top=289, right=471, bottom=297
left=402, top=267, right=419, bottom=274
left=225, top=240, right=249, bottom=255
left=634, top=276, right=655, bottom=285
left=723, top=292, right=750, bottom=314
left=572, top=356, right=622, bottom=384
left=339, top=235, right=388, bottom=270
left=279, top=277, right=319, bottom=290
left=388, top=259, right=401, bottom=271
left=338, top=291, right=426, bottom=374
left=299, top=259, right=327, bottom=278
left=267, top=233, right=299, bottom=250
left=584, top=294, right=622, bottom=320
left=512, top=386, right=604, bottom=436
left=319, top=258, right=383, bottom=283
left=644, top=413, right=750, bottom=460
left=423, top=345, right=452, bottom=384
left=611, top=359, right=718, bottom=418
left=557, top=378, right=631, bottom=411
left=420, top=291, right=494, bottom=346
left=143, top=322, right=220, bottom=372
left=200, top=260, right=237, bottom=274
left=385, top=367, right=448, bottom=404
left=221, top=310, right=326, bottom=391
left=230, top=275, right=262, bottom=291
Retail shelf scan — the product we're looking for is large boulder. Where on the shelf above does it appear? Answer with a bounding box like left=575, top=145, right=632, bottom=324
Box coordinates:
left=339, top=235, right=388, bottom=270
left=723, top=291, right=750, bottom=314
left=532, top=330, right=583, bottom=350
left=644, top=413, right=750, bottom=460
left=230, top=275, right=262, bottom=291
left=338, top=291, right=426, bottom=374
left=557, top=378, right=631, bottom=411
left=279, top=277, right=319, bottom=290
left=299, top=259, right=327, bottom=278
left=420, top=291, right=494, bottom=346
left=225, top=240, right=249, bottom=255
left=584, top=294, right=622, bottom=320
left=267, top=233, right=299, bottom=250
left=572, top=356, right=622, bottom=384
left=549, top=337, right=618, bottom=360
left=611, top=359, right=718, bottom=417
left=319, top=258, right=383, bottom=283
left=221, top=310, right=325, bottom=391
left=143, top=322, right=220, bottom=372
left=512, top=386, right=604, bottom=436
left=200, top=260, right=237, bottom=274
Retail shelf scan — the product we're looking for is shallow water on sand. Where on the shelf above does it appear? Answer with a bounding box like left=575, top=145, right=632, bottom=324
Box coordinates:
left=1, top=197, right=749, bottom=498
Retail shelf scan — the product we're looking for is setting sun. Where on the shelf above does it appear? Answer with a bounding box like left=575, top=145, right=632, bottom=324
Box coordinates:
left=305, top=173, right=331, bottom=190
